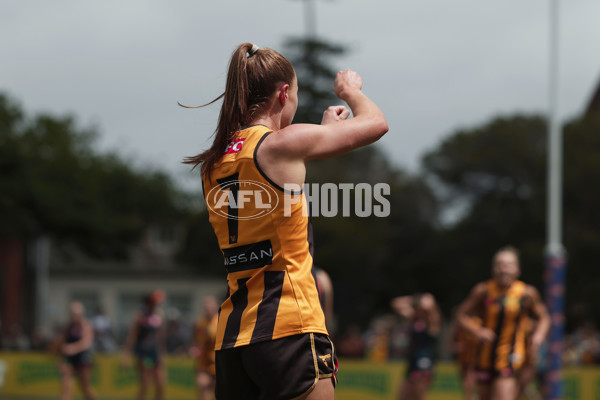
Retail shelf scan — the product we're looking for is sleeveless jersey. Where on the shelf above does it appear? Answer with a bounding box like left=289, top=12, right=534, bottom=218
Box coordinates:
left=202, top=125, right=327, bottom=350
left=65, top=321, right=84, bottom=344
left=455, top=317, right=480, bottom=369
left=135, top=310, right=162, bottom=352
left=476, top=279, right=528, bottom=373
left=63, top=320, right=93, bottom=364
left=406, top=318, right=437, bottom=373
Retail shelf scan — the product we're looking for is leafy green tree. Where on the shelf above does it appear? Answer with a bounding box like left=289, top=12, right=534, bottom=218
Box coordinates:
left=281, top=37, right=440, bottom=330
left=422, top=116, right=548, bottom=311
left=307, top=146, right=438, bottom=331
left=0, top=94, right=30, bottom=233
left=283, top=37, right=346, bottom=124
left=176, top=209, right=224, bottom=276
left=1, top=92, right=198, bottom=336
left=562, top=115, right=600, bottom=325
left=423, top=114, right=600, bottom=327
left=0, top=92, right=187, bottom=259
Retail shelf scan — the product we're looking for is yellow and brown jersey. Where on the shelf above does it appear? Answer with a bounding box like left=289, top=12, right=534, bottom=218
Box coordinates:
left=202, top=125, right=327, bottom=351
left=456, top=317, right=481, bottom=369
left=476, top=279, right=529, bottom=374
left=521, top=316, right=537, bottom=367
left=195, top=314, right=218, bottom=375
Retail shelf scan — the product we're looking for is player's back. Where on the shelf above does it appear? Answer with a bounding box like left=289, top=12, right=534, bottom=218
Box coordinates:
left=202, top=125, right=327, bottom=351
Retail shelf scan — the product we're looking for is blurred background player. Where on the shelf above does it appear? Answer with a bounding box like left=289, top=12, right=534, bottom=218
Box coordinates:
left=309, top=211, right=334, bottom=335
left=456, top=246, right=550, bottom=400
left=123, top=290, right=167, bottom=400
left=314, top=266, right=334, bottom=334
left=447, top=310, right=480, bottom=400
left=192, top=295, right=219, bottom=400
left=516, top=317, right=542, bottom=400
left=57, top=301, right=96, bottom=400
left=391, top=292, right=442, bottom=400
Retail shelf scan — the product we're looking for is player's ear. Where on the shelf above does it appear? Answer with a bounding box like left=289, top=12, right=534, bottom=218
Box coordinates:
left=278, top=83, right=290, bottom=106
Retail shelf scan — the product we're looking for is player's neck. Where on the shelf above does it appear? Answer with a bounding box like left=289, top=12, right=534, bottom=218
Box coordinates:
left=250, top=103, right=284, bottom=131
left=251, top=116, right=278, bottom=131
left=495, top=280, right=515, bottom=290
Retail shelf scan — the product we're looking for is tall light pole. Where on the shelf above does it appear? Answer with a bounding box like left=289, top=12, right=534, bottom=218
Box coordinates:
left=303, top=0, right=317, bottom=38
left=544, top=0, right=566, bottom=399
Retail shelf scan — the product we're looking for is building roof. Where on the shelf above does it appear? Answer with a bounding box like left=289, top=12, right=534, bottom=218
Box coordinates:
left=585, top=73, right=600, bottom=118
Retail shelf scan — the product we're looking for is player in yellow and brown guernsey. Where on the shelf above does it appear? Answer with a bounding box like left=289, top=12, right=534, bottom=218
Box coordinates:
left=456, top=246, right=550, bottom=400
left=447, top=309, right=480, bottom=400
left=454, top=316, right=481, bottom=400
left=193, top=295, right=219, bottom=400
left=182, top=43, right=388, bottom=400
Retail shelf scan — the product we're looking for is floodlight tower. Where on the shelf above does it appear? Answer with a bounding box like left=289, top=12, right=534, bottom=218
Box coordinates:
left=544, top=0, right=566, bottom=399
left=304, top=0, right=317, bottom=38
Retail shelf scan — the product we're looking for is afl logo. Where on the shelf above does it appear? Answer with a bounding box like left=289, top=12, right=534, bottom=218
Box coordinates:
left=207, top=180, right=279, bottom=220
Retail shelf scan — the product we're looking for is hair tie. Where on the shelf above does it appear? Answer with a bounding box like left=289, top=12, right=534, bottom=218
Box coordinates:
left=248, top=44, right=260, bottom=57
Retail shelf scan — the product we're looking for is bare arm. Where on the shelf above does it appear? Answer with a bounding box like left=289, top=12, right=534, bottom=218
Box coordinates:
left=265, top=71, right=387, bottom=161
left=53, top=329, right=66, bottom=359
left=157, top=312, right=167, bottom=355
left=316, top=269, right=334, bottom=333
left=258, top=70, right=388, bottom=187
left=444, top=317, right=461, bottom=355
left=190, top=320, right=204, bottom=358
left=390, top=296, right=415, bottom=320
left=422, top=294, right=442, bottom=336
left=124, top=313, right=140, bottom=353
left=457, top=283, right=495, bottom=343
left=62, top=321, right=94, bottom=356
left=79, top=321, right=94, bottom=351
left=526, top=285, right=550, bottom=354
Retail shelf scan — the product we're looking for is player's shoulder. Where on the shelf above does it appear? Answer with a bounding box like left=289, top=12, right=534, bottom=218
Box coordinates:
left=522, top=282, right=542, bottom=299
left=260, top=123, right=323, bottom=158
left=471, top=281, right=488, bottom=296
left=131, top=310, right=145, bottom=323
left=316, top=268, right=332, bottom=286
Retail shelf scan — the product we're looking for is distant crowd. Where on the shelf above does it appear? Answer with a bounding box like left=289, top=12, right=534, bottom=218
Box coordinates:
left=2, top=312, right=599, bottom=367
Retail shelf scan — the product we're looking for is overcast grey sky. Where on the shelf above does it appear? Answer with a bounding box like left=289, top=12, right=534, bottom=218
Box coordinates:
left=2, top=1, right=599, bottom=190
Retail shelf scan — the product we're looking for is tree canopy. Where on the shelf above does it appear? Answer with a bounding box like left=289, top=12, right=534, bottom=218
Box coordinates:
left=283, top=37, right=346, bottom=124
left=0, top=93, right=187, bottom=259
left=3, top=44, right=600, bottom=334
left=423, top=114, right=600, bottom=329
